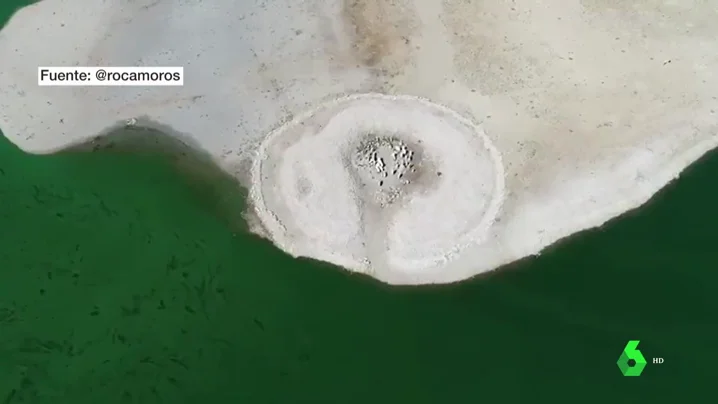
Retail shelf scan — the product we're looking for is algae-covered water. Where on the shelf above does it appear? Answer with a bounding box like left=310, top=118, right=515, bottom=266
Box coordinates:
left=1, top=3, right=716, bottom=403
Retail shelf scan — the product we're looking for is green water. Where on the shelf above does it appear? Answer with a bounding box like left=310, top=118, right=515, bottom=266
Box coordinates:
left=1, top=3, right=716, bottom=403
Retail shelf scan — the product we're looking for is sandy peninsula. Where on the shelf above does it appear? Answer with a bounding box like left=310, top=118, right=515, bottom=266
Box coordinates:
left=1, top=0, right=717, bottom=284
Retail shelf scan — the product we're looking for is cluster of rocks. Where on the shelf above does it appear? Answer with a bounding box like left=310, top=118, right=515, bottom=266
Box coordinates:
left=351, top=135, right=417, bottom=206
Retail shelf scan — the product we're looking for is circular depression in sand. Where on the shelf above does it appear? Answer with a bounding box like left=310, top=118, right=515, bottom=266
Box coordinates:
left=250, top=93, right=504, bottom=279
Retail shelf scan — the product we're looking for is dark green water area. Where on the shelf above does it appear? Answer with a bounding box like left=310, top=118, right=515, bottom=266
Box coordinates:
left=1, top=2, right=716, bottom=403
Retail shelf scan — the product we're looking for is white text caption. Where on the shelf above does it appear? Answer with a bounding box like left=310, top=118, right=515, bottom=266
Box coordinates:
left=38, top=67, right=184, bottom=86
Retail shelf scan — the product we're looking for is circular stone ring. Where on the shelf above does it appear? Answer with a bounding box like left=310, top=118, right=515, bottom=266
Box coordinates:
left=250, top=93, right=505, bottom=279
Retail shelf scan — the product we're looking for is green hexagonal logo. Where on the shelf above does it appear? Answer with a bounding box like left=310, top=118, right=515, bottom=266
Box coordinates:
left=617, top=340, right=647, bottom=376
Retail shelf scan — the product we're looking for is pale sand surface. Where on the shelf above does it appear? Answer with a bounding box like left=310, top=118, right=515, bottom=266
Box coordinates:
left=1, top=0, right=717, bottom=284
left=250, top=94, right=504, bottom=281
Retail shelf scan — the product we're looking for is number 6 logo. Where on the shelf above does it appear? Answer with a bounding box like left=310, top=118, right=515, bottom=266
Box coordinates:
left=617, top=340, right=647, bottom=376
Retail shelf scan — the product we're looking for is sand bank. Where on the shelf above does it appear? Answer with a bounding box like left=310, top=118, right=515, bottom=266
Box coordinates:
left=1, top=0, right=717, bottom=284
left=249, top=93, right=504, bottom=280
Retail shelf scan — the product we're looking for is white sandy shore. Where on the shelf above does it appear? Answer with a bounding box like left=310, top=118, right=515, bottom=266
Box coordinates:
left=250, top=93, right=505, bottom=279
left=1, top=0, right=717, bottom=284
